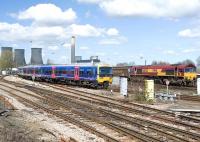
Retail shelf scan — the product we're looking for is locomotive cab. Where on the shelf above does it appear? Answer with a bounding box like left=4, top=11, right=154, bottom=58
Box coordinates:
left=184, top=66, right=197, bottom=81
left=97, top=65, right=113, bottom=89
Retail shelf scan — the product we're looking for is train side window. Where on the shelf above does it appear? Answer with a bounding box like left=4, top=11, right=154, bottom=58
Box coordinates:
left=62, top=70, right=66, bottom=74
left=87, top=70, right=93, bottom=76
left=59, top=70, right=62, bottom=74
left=55, top=70, right=59, bottom=75
left=68, top=70, right=74, bottom=76
left=66, top=70, right=69, bottom=75
left=79, top=69, right=84, bottom=77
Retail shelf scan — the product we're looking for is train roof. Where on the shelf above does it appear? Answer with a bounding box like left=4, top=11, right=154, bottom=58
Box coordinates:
left=130, top=64, right=196, bottom=69
left=18, top=63, right=111, bottom=68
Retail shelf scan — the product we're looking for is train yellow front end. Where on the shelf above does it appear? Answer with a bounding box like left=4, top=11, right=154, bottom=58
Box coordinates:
left=183, top=67, right=197, bottom=85
left=97, top=64, right=113, bottom=89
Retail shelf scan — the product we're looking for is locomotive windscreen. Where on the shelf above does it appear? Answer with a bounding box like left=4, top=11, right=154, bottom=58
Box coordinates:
left=185, top=67, right=196, bottom=72
left=99, top=67, right=112, bottom=77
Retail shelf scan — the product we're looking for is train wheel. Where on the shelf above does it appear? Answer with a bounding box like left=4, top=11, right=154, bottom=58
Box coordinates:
left=103, top=82, right=109, bottom=89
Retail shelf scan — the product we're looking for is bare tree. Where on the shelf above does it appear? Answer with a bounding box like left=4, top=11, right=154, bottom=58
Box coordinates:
left=128, top=61, right=135, bottom=66
left=0, top=50, right=13, bottom=71
left=151, top=61, right=169, bottom=65
left=196, top=56, right=200, bottom=67
left=177, top=59, right=195, bottom=65
left=116, top=62, right=129, bottom=67
left=116, top=61, right=135, bottom=67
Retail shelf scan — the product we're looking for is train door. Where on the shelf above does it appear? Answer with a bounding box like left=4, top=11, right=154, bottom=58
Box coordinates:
left=51, top=66, right=56, bottom=78
left=74, top=66, right=79, bottom=80
left=178, top=68, right=184, bottom=77
left=175, top=67, right=177, bottom=77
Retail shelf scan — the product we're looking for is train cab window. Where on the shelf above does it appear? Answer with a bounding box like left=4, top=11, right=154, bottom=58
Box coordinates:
left=185, top=68, right=195, bottom=72
left=99, top=67, right=112, bottom=77
left=178, top=69, right=184, bottom=72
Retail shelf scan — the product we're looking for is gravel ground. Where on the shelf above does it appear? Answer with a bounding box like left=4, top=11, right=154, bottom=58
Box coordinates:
left=0, top=82, right=105, bottom=142
left=2, top=75, right=200, bottom=141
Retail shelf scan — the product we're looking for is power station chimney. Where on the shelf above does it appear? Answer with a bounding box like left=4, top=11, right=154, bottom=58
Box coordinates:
left=30, top=48, right=43, bottom=65
left=71, top=36, right=75, bottom=64
left=14, top=49, right=26, bottom=67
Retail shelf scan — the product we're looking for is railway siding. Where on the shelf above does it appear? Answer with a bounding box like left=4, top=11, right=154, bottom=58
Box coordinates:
left=0, top=81, right=200, bottom=140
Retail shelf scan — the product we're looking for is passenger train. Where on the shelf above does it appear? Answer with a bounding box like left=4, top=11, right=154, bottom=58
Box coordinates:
left=18, top=64, right=113, bottom=89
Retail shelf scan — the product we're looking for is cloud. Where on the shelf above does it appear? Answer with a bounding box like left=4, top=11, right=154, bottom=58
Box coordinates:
left=77, top=0, right=101, bottom=4
left=0, top=22, right=29, bottom=42
left=0, top=21, right=123, bottom=47
left=106, top=28, right=119, bottom=36
left=163, top=50, right=178, bottom=55
left=80, top=46, right=89, bottom=50
left=0, top=23, right=68, bottom=43
left=99, top=38, right=121, bottom=45
left=62, top=43, right=71, bottom=48
left=78, top=0, right=200, bottom=18
left=67, top=24, right=104, bottom=37
left=182, top=48, right=200, bottom=53
left=85, top=11, right=91, bottom=18
left=178, top=28, right=200, bottom=38
left=18, top=3, right=77, bottom=26
left=48, top=45, right=59, bottom=51
left=96, top=52, right=106, bottom=56
left=99, top=36, right=127, bottom=45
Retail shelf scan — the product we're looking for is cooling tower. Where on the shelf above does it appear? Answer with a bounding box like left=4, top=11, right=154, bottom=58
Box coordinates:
left=71, top=36, right=76, bottom=64
left=30, top=48, right=43, bottom=65
left=14, top=49, right=26, bottom=67
left=1, top=47, right=13, bottom=56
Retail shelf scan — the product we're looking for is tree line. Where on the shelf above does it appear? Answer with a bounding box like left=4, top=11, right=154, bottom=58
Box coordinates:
left=116, top=57, right=200, bottom=68
left=0, top=51, right=13, bottom=71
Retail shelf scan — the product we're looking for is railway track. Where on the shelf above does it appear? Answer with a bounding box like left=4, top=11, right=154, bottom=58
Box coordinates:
left=0, top=83, right=166, bottom=142
left=177, top=94, right=200, bottom=102
left=1, top=81, right=200, bottom=141
left=3, top=79, right=200, bottom=125
left=43, top=83, right=200, bottom=124
left=0, top=85, right=123, bottom=142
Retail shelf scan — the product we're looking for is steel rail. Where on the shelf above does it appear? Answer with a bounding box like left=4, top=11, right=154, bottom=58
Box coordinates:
left=0, top=83, right=198, bottom=141
left=0, top=84, right=162, bottom=142
left=0, top=87, right=120, bottom=142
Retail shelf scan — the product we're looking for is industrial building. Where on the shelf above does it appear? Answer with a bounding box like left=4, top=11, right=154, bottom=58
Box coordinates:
left=76, top=56, right=100, bottom=64
left=14, top=49, right=26, bottom=67
left=75, top=56, right=82, bottom=63
left=30, top=48, right=43, bottom=65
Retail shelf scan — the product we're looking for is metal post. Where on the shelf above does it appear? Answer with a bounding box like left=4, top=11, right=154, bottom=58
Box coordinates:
left=166, top=80, right=170, bottom=95
left=197, top=78, right=200, bottom=95
left=167, top=85, right=169, bottom=95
